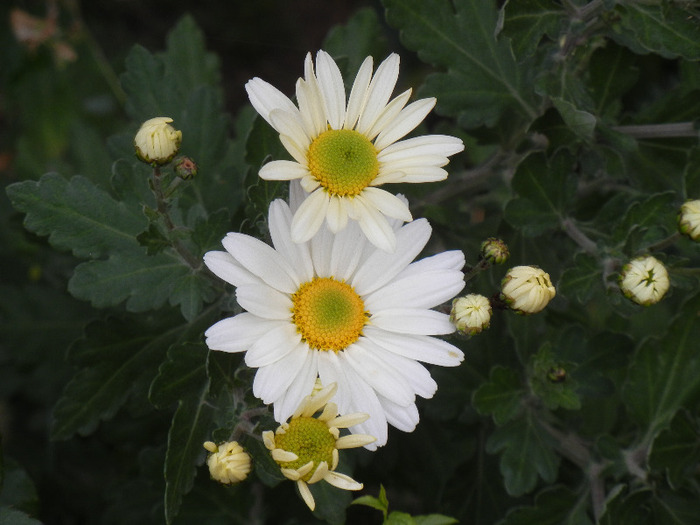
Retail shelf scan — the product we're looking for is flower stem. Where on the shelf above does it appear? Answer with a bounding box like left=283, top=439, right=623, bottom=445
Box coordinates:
left=645, top=232, right=680, bottom=253
left=612, top=122, right=698, bottom=139
left=561, top=217, right=598, bottom=256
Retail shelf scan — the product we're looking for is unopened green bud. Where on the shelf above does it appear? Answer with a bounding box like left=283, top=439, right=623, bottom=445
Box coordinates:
left=480, top=238, right=509, bottom=265
left=174, top=156, right=198, bottom=180
left=547, top=366, right=567, bottom=383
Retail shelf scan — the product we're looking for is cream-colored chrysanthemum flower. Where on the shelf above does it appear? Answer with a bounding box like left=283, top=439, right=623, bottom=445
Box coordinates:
left=203, top=440, right=251, bottom=484
left=678, top=199, right=700, bottom=241
left=619, top=255, right=669, bottom=305
left=203, top=186, right=465, bottom=448
left=501, top=265, right=556, bottom=314
left=245, top=50, right=464, bottom=252
left=263, top=382, right=374, bottom=511
left=451, top=294, right=491, bottom=335
left=134, top=117, right=182, bottom=165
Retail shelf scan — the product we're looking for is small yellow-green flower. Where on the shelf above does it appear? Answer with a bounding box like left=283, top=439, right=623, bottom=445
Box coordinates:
left=501, top=265, right=556, bottom=314
left=134, top=117, right=182, bottom=165
left=619, top=255, right=669, bottom=306
left=450, top=294, right=491, bottom=335
left=203, top=440, right=251, bottom=484
left=678, top=199, right=700, bottom=241
left=263, top=382, right=375, bottom=511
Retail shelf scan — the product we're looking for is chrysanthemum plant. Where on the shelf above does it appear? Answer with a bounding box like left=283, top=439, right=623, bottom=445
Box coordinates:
left=3, top=2, right=700, bottom=524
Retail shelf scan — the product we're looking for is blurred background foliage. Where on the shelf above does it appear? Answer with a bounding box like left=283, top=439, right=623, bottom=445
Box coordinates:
left=1, top=0, right=700, bottom=524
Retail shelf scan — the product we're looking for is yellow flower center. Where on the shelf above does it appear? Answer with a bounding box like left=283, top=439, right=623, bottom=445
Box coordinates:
left=307, top=129, right=379, bottom=196
left=291, top=277, right=368, bottom=352
left=275, top=417, right=336, bottom=481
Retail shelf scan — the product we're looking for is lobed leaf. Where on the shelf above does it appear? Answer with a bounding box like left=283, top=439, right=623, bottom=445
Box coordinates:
left=499, top=0, right=564, bottom=59
left=472, top=366, right=524, bottom=425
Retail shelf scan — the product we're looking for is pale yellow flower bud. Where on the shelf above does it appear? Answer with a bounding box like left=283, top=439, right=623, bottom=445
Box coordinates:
left=619, top=255, right=669, bottom=306
left=203, top=441, right=251, bottom=484
left=450, top=294, right=491, bottom=335
left=134, top=117, right=182, bottom=165
left=678, top=199, right=700, bottom=241
left=501, top=265, right=556, bottom=314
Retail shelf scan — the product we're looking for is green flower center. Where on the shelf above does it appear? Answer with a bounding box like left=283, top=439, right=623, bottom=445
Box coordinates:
left=275, top=417, right=336, bottom=481
left=291, top=277, right=368, bottom=352
left=307, top=129, right=379, bottom=196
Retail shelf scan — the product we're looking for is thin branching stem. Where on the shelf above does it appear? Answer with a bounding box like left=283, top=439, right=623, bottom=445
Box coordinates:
left=612, top=122, right=698, bottom=139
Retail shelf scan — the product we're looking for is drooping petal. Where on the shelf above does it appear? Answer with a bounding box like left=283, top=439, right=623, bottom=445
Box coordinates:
left=259, top=160, right=309, bottom=181
left=252, top=344, right=308, bottom=405
left=244, top=322, right=301, bottom=368
left=364, top=268, right=465, bottom=310
left=245, top=77, right=298, bottom=128
left=363, top=326, right=464, bottom=366
left=377, top=394, right=420, bottom=432
left=359, top=187, right=413, bottom=222
left=203, top=250, right=260, bottom=288
left=205, top=313, right=281, bottom=353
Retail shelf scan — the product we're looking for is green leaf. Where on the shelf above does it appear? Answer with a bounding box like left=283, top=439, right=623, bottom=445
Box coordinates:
left=588, top=45, right=639, bottom=119
left=610, top=4, right=700, bottom=60
left=170, top=272, right=216, bottom=322
left=529, top=343, right=581, bottom=411
left=51, top=316, right=181, bottom=440
left=684, top=147, right=700, bottom=198
left=558, top=253, right=603, bottom=303
left=163, top=345, right=215, bottom=524
left=504, top=151, right=576, bottom=235
left=413, top=514, right=459, bottom=525
left=68, top=250, right=190, bottom=313
left=499, top=0, right=564, bottom=59
left=486, top=411, right=560, bottom=496
left=309, top=478, right=353, bottom=525
left=472, top=366, right=524, bottom=425
left=598, top=488, right=652, bottom=525
left=551, top=97, right=596, bottom=142
left=0, top=508, right=43, bottom=525
left=622, top=293, right=700, bottom=438
left=499, top=485, right=593, bottom=525
left=612, top=191, right=676, bottom=249
left=6, top=174, right=145, bottom=259
left=382, top=0, right=539, bottom=128
left=121, top=44, right=168, bottom=119
left=0, top=459, right=39, bottom=517
left=649, top=411, right=700, bottom=490
left=386, top=512, right=416, bottom=525
left=351, top=484, right=389, bottom=515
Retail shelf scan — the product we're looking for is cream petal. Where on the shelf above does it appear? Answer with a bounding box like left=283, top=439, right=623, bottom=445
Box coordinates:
left=291, top=188, right=330, bottom=243
left=296, top=77, right=326, bottom=138
left=370, top=308, right=456, bottom=335
left=384, top=166, right=449, bottom=183
left=279, top=134, right=308, bottom=166
left=268, top=200, right=314, bottom=283
left=358, top=187, right=413, bottom=222
left=354, top=197, right=398, bottom=253
left=289, top=180, right=306, bottom=212
left=316, top=51, right=346, bottom=130
left=397, top=251, right=465, bottom=278
left=270, top=109, right=311, bottom=151
left=344, top=56, right=373, bottom=130
left=335, top=433, right=376, bottom=449
left=378, top=134, right=465, bottom=161
left=323, top=471, right=363, bottom=491
left=245, top=77, right=298, bottom=128
left=328, top=222, right=367, bottom=280
left=244, top=322, right=301, bottom=368
left=377, top=394, right=419, bottom=432
left=363, top=326, right=464, bottom=366
left=222, top=233, right=299, bottom=293
left=259, top=160, right=309, bottom=181
left=370, top=344, right=437, bottom=399
left=297, top=480, right=316, bottom=511
left=252, top=343, right=308, bottom=405
left=307, top=461, right=329, bottom=484
left=351, top=219, right=432, bottom=295
left=235, top=283, right=292, bottom=320
left=363, top=269, right=465, bottom=310
left=275, top=350, right=319, bottom=423
left=309, top=222, right=334, bottom=278
left=379, top=154, right=450, bottom=172
left=357, top=53, right=400, bottom=135
left=326, top=195, right=349, bottom=233
left=328, top=412, right=369, bottom=429
left=203, top=250, right=260, bottom=288
left=204, top=313, right=281, bottom=353
left=374, top=98, right=436, bottom=151
left=271, top=449, right=298, bottom=462
left=365, top=88, right=412, bottom=141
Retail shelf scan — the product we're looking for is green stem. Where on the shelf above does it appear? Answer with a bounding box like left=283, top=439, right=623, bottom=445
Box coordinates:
left=561, top=217, right=598, bottom=256
left=645, top=232, right=680, bottom=253
left=612, top=122, right=698, bottom=139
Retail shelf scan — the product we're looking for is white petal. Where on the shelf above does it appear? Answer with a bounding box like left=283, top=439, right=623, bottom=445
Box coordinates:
left=235, top=283, right=292, bottom=320
left=397, top=251, right=465, bottom=278
left=245, top=322, right=301, bottom=367
left=273, top=351, right=319, bottom=423
left=370, top=344, right=437, bottom=399
left=309, top=222, right=334, bottom=278
left=323, top=471, right=363, bottom=491
left=205, top=313, right=280, bottom=353
left=377, top=394, right=419, bottom=432
left=357, top=54, right=400, bottom=135
left=245, top=77, right=298, bottom=128
left=259, top=160, right=309, bottom=181
left=291, top=188, right=330, bottom=243
left=364, top=269, right=465, bottom=310
left=378, top=134, right=465, bottom=162
left=328, top=222, right=367, bottom=280
left=352, top=219, right=432, bottom=295
left=222, top=233, right=299, bottom=293
left=363, top=326, right=464, bottom=366
left=374, top=98, right=436, bottom=151
left=370, top=308, right=456, bottom=335
left=270, top=110, right=311, bottom=151
left=252, top=343, right=308, bottom=404
left=377, top=166, right=449, bottom=184
left=297, top=480, right=315, bottom=511
left=300, top=174, right=321, bottom=193
left=289, top=180, right=306, bottom=212
left=359, top=187, right=413, bottom=222
left=203, top=250, right=260, bottom=288
left=354, top=197, right=398, bottom=253
left=326, top=195, right=349, bottom=233
left=344, top=342, right=415, bottom=406
left=316, top=51, right=346, bottom=130
left=365, top=88, right=412, bottom=141
left=279, top=134, right=309, bottom=166
left=344, top=56, right=373, bottom=129
left=268, top=200, right=314, bottom=283
left=296, top=77, right=326, bottom=138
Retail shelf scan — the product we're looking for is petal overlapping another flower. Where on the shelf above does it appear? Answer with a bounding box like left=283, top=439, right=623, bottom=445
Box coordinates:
left=245, top=50, right=464, bottom=252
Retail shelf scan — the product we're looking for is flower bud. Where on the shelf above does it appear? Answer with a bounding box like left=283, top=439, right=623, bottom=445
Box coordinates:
left=619, top=255, right=669, bottom=306
left=203, top=440, right=251, bottom=484
left=480, top=238, right=509, bottom=265
left=450, top=294, right=491, bottom=335
left=174, top=156, right=198, bottom=180
left=134, top=117, right=182, bottom=165
left=501, top=265, right=556, bottom=314
left=678, top=199, right=700, bottom=241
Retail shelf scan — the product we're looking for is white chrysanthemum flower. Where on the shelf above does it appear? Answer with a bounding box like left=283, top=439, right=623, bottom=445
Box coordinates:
left=263, top=382, right=374, bottom=511
left=245, top=50, right=464, bottom=252
left=451, top=294, right=491, bottom=335
left=501, top=266, right=556, bottom=314
left=678, top=199, right=700, bottom=241
left=203, top=188, right=465, bottom=448
left=619, top=255, right=670, bottom=305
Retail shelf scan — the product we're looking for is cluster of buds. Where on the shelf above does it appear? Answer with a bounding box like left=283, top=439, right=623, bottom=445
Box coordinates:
left=619, top=255, right=669, bottom=306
